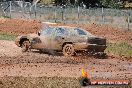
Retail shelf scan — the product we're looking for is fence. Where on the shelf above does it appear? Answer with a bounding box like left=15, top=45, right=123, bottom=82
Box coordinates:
left=0, top=1, right=132, bottom=31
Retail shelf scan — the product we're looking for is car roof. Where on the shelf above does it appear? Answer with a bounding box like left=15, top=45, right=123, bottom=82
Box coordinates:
left=42, top=22, right=57, bottom=25
left=49, top=26, right=77, bottom=30
left=57, top=26, right=76, bottom=29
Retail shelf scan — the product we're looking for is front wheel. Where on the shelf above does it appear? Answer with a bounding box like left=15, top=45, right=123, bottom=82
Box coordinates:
left=63, top=44, right=75, bottom=56
left=21, top=40, right=30, bottom=52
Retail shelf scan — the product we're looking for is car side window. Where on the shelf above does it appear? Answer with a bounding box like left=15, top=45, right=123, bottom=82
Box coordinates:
left=56, top=28, right=68, bottom=35
left=75, top=28, right=87, bottom=35
left=41, top=27, right=54, bottom=35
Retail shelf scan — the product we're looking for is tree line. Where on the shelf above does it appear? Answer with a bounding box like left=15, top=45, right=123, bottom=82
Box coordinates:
left=53, top=0, right=124, bottom=8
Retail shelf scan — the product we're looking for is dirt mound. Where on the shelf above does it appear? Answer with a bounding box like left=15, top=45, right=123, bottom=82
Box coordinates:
left=81, top=23, right=132, bottom=43
left=0, top=18, right=41, bottom=35
left=0, top=18, right=132, bottom=42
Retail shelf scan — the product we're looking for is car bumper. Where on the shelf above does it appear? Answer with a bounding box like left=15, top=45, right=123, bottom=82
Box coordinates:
left=73, top=43, right=107, bottom=52
left=87, top=44, right=107, bottom=52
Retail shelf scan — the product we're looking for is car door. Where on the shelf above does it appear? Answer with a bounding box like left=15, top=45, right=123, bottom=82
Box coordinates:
left=50, top=27, right=69, bottom=50
left=39, top=27, right=54, bottom=49
left=74, top=28, right=88, bottom=43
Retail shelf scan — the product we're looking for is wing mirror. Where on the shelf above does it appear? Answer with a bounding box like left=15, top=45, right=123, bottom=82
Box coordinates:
left=38, top=31, right=41, bottom=36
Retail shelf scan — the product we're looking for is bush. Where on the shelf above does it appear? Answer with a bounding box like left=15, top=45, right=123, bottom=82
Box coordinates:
left=100, top=0, right=123, bottom=8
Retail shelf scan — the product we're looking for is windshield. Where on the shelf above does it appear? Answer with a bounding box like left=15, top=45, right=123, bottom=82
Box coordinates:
left=41, top=26, right=55, bottom=35
left=74, top=28, right=93, bottom=36
left=56, top=27, right=69, bottom=35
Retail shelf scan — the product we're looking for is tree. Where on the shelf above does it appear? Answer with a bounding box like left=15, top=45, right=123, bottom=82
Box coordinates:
left=53, top=0, right=100, bottom=7
left=81, top=0, right=100, bottom=7
left=53, top=0, right=123, bottom=8
left=54, top=0, right=69, bottom=5
left=100, top=0, right=123, bottom=8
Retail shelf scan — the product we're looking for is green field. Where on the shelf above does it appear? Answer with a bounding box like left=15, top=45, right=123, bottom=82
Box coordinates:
left=0, top=32, right=17, bottom=41
left=106, top=42, right=132, bottom=57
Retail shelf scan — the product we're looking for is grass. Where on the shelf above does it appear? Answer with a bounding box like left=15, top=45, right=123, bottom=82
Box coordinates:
left=0, top=32, right=17, bottom=41
left=0, top=16, right=10, bottom=18
left=106, top=42, right=132, bottom=57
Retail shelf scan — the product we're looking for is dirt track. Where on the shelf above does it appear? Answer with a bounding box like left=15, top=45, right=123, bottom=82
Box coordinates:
left=0, top=40, right=132, bottom=81
left=0, top=18, right=132, bottom=86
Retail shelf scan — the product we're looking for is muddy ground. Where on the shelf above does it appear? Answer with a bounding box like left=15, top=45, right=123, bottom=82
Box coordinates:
left=0, top=40, right=132, bottom=80
left=0, top=18, right=132, bottom=87
left=0, top=40, right=132, bottom=88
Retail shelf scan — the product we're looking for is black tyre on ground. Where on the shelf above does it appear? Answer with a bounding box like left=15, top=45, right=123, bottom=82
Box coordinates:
left=95, top=52, right=107, bottom=59
left=21, top=40, right=30, bottom=52
left=63, top=44, right=75, bottom=56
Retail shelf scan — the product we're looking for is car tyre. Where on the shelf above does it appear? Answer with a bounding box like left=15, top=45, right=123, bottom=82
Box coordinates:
left=63, top=44, right=75, bottom=56
left=21, top=40, right=30, bottom=52
left=96, top=52, right=107, bottom=59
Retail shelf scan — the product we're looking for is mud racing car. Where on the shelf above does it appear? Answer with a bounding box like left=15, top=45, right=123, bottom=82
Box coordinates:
left=15, top=26, right=107, bottom=57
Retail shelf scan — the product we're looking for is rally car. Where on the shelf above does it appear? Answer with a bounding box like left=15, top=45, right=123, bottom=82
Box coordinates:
left=15, top=26, right=107, bottom=57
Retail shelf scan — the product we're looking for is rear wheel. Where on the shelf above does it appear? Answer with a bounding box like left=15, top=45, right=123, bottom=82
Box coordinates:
left=63, top=44, right=75, bottom=56
left=21, top=40, right=30, bottom=52
left=95, top=52, right=107, bottom=59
